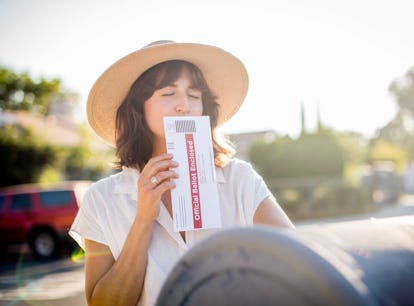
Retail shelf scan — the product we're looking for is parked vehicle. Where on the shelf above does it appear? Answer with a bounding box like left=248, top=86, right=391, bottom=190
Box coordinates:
left=0, top=181, right=91, bottom=260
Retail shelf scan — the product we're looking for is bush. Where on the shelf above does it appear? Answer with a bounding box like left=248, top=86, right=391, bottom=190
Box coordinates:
left=0, top=125, right=57, bottom=187
left=0, top=124, right=113, bottom=187
left=273, top=182, right=373, bottom=221
left=250, top=133, right=345, bottom=179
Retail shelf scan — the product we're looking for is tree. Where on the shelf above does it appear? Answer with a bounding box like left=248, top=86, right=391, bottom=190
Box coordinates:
left=367, top=138, right=409, bottom=172
left=250, top=130, right=345, bottom=179
left=249, top=130, right=372, bottom=221
left=0, top=66, right=111, bottom=186
left=389, top=66, right=414, bottom=116
left=0, top=125, right=57, bottom=187
left=0, top=66, right=74, bottom=115
left=376, top=66, right=414, bottom=160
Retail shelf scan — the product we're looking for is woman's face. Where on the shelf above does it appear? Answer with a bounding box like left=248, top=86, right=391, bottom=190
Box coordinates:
left=144, top=68, right=203, bottom=140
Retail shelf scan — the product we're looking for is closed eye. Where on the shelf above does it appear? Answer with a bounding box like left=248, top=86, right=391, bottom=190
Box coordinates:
left=188, top=88, right=202, bottom=99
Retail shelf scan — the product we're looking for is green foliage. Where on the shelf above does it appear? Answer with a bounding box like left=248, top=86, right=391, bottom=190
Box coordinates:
left=64, top=143, right=112, bottom=181
left=0, top=125, right=57, bottom=187
left=249, top=130, right=375, bottom=220
left=38, top=166, right=63, bottom=183
left=378, top=116, right=414, bottom=164
left=0, top=124, right=113, bottom=187
left=335, top=131, right=368, bottom=164
left=274, top=183, right=373, bottom=221
left=62, top=124, right=115, bottom=181
left=366, top=138, right=408, bottom=172
left=0, top=66, right=71, bottom=115
left=0, top=66, right=113, bottom=186
left=378, top=66, right=414, bottom=161
left=250, top=131, right=345, bottom=179
left=389, top=66, right=414, bottom=117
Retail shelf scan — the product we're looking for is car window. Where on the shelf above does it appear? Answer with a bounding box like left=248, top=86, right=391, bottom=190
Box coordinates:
left=0, top=195, right=4, bottom=211
left=39, top=190, right=72, bottom=207
left=11, top=193, right=32, bottom=211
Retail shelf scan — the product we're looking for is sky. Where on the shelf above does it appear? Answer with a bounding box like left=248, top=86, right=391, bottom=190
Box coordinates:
left=1, top=0, right=413, bottom=138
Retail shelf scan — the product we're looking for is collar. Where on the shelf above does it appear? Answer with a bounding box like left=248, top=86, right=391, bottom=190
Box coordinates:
left=113, top=167, right=139, bottom=201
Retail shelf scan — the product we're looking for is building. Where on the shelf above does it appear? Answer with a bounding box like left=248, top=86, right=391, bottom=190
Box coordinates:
left=226, top=130, right=277, bottom=161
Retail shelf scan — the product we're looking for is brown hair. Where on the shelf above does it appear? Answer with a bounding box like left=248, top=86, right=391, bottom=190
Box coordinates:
left=115, top=60, right=234, bottom=171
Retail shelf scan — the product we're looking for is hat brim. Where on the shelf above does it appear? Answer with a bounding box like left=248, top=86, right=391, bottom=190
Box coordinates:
left=87, top=42, right=249, bottom=147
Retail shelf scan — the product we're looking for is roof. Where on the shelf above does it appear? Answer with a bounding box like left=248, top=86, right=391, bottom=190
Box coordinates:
left=0, top=111, right=80, bottom=146
left=0, top=181, right=92, bottom=195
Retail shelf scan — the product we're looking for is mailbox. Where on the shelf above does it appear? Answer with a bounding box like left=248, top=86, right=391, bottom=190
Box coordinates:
left=156, top=217, right=414, bottom=306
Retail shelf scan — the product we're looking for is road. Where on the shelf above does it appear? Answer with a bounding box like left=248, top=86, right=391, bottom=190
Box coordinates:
left=0, top=196, right=413, bottom=306
left=0, top=257, right=86, bottom=306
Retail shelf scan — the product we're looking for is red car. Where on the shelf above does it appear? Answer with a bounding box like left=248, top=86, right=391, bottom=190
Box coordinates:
left=0, top=181, right=91, bottom=260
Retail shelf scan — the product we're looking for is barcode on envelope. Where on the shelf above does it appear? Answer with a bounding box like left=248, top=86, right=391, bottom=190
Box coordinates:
left=175, top=120, right=196, bottom=133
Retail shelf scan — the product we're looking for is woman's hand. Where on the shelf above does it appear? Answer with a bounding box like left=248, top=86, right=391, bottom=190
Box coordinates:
left=136, top=153, right=179, bottom=222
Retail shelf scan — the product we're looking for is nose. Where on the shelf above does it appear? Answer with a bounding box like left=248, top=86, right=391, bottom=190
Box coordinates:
left=174, top=94, right=190, bottom=114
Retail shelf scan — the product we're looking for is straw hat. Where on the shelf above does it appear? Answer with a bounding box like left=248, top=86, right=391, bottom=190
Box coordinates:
left=86, top=40, right=249, bottom=146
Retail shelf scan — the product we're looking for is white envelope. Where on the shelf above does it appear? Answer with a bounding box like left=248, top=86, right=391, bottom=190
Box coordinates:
left=163, top=116, right=222, bottom=232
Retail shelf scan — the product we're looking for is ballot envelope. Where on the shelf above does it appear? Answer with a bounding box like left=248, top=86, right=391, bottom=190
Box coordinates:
left=164, top=116, right=222, bottom=232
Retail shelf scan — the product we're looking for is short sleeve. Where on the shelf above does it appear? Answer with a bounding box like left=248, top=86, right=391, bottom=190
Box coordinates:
left=220, top=159, right=272, bottom=225
left=69, top=187, right=108, bottom=250
left=244, top=161, right=272, bottom=218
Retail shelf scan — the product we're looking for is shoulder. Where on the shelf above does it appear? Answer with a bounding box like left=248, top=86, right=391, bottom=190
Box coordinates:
left=87, top=170, right=122, bottom=193
left=84, top=168, right=138, bottom=200
left=221, top=158, right=256, bottom=175
left=217, top=158, right=261, bottom=184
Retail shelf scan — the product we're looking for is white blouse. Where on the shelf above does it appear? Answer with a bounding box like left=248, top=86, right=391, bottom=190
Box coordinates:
left=70, top=158, right=272, bottom=306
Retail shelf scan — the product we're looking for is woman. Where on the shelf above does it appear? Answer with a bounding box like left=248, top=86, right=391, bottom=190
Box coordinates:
left=70, top=40, right=294, bottom=306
